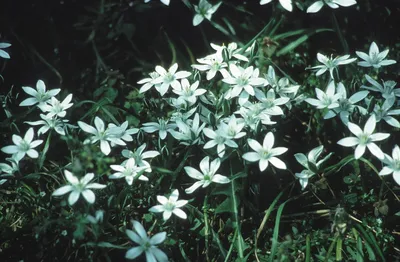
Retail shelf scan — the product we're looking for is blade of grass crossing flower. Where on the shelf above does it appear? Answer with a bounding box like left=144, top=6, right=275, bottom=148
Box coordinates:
left=269, top=200, right=288, bottom=262
left=336, top=237, right=343, bottom=261
left=39, top=130, right=52, bottom=169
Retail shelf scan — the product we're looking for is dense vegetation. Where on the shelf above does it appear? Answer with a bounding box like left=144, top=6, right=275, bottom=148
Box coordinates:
left=1, top=0, right=399, bottom=261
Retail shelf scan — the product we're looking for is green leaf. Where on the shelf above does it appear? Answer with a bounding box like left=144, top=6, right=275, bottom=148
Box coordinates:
left=85, top=241, right=126, bottom=249
left=215, top=196, right=235, bottom=214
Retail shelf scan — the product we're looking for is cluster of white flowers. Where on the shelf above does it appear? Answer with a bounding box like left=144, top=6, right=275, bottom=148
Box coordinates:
left=260, top=0, right=357, bottom=13
left=300, top=40, right=399, bottom=189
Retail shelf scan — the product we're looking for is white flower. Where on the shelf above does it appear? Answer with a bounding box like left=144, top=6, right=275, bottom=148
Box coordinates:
left=1, top=128, right=43, bottom=161
left=144, top=0, right=170, bottom=6
left=193, top=0, right=222, bottom=26
left=379, top=145, right=400, bottom=185
left=184, top=156, right=230, bottom=194
left=151, top=63, right=191, bottom=96
left=324, top=83, right=368, bottom=125
left=170, top=113, right=205, bottom=145
left=294, top=145, right=332, bottom=189
left=0, top=159, right=19, bottom=185
left=311, top=53, right=357, bottom=79
left=149, top=189, right=188, bottom=221
left=138, top=71, right=161, bottom=94
left=203, top=127, right=238, bottom=158
left=191, top=55, right=228, bottom=80
left=370, top=97, right=400, bottom=128
left=141, top=119, right=176, bottom=140
left=260, top=0, right=293, bottom=12
left=255, top=89, right=290, bottom=116
left=222, top=64, right=265, bottom=100
left=38, top=94, right=73, bottom=118
left=337, top=114, right=390, bottom=160
left=307, top=0, right=357, bottom=13
left=19, top=80, right=61, bottom=107
left=52, top=170, right=106, bottom=205
left=361, top=75, right=400, bottom=100
left=122, top=143, right=160, bottom=172
left=210, top=42, right=249, bottom=62
left=86, top=210, right=104, bottom=224
left=25, top=113, right=68, bottom=136
left=107, top=121, right=139, bottom=146
left=125, top=220, right=168, bottom=261
left=356, top=42, right=396, bottom=68
left=242, top=132, right=288, bottom=171
left=305, top=80, right=342, bottom=109
left=0, top=42, right=11, bottom=59
left=172, top=79, right=207, bottom=105
left=78, top=116, right=120, bottom=155
left=219, top=115, right=246, bottom=140
left=109, top=158, right=148, bottom=185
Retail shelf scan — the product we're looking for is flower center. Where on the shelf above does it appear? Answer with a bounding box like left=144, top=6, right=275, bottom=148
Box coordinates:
left=19, top=141, right=31, bottom=152
left=261, top=150, right=271, bottom=159
left=359, top=133, right=371, bottom=145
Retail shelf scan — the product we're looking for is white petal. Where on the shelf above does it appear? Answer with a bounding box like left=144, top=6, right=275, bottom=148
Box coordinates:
left=243, top=152, right=260, bottom=162
left=337, top=137, right=359, bottom=147
left=68, top=191, right=80, bottom=205
left=173, top=208, right=187, bottom=219
left=52, top=185, right=73, bottom=196
left=367, top=143, right=384, bottom=160
left=307, top=1, right=324, bottom=13
left=65, top=170, right=79, bottom=184
left=211, top=174, right=230, bottom=184
left=269, top=157, right=287, bottom=169
left=82, top=190, right=96, bottom=204
left=347, top=122, right=363, bottom=136
left=354, top=145, right=366, bottom=159
left=364, top=114, right=376, bottom=134
left=125, top=247, right=144, bottom=260
left=100, top=140, right=111, bottom=155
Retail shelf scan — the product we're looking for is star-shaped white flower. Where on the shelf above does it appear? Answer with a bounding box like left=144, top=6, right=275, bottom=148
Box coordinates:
left=122, top=143, right=160, bottom=172
left=311, top=53, right=356, bottom=79
left=52, top=170, right=106, bottom=205
left=191, top=55, right=228, bottom=80
left=109, top=158, right=148, bottom=185
left=172, top=79, right=207, bottom=105
left=25, top=113, right=68, bottom=136
left=305, top=80, right=342, bottom=109
left=361, top=74, right=400, bottom=100
left=184, top=156, right=230, bottom=194
left=151, top=63, right=191, bottom=96
left=1, top=128, right=43, bottom=161
left=307, top=0, right=357, bottom=13
left=149, top=189, right=188, bottom=221
left=356, top=42, right=396, bottom=69
left=243, top=132, right=288, bottom=171
left=260, top=0, right=293, bottom=12
left=125, top=220, right=168, bottom=261
left=337, top=114, right=390, bottom=160
left=38, top=94, right=73, bottom=118
left=193, top=0, right=222, bottom=26
left=19, top=80, right=61, bottom=107
left=222, top=64, right=265, bottom=100
left=141, top=118, right=176, bottom=140
left=379, top=145, right=400, bottom=185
